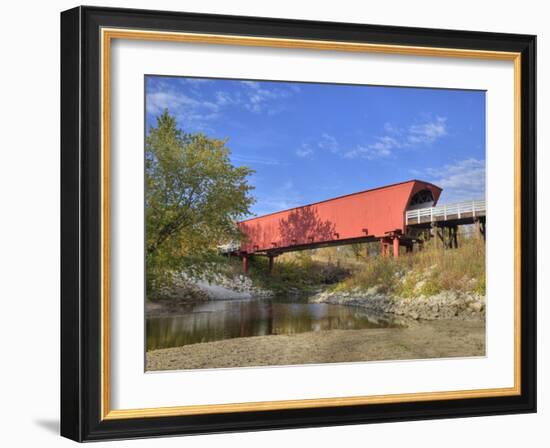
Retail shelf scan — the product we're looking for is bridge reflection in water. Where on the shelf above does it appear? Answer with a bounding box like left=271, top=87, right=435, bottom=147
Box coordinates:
left=146, top=297, right=403, bottom=351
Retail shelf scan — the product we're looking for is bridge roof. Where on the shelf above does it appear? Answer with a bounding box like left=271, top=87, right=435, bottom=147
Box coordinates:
left=240, top=179, right=441, bottom=224
left=238, top=179, right=442, bottom=254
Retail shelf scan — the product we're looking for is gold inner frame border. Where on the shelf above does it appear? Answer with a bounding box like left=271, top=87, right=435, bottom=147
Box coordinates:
left=99, top=27, right=522, bottom=421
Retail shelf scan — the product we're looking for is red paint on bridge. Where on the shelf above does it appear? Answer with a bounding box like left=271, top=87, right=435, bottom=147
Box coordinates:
left=238, top=180, right=442, bottom=256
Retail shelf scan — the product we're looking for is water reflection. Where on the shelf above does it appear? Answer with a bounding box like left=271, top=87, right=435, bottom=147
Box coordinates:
left=146, top=297, right=403, bottom=351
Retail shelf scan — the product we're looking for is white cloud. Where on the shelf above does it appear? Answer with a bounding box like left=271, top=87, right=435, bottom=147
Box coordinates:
left=206, top=80, right=297, bottom=115
left=408, top=116, right=447, bottom=144
left=424, top=158, right=485, bottom=202
left=344, top=116, right=448, bottom=160
left=146, top=90, right=221, bottom=130
left=295, top=133, right=339, bottom=159
left=344, top=136, right=401, bottom=160
left=383, top=122, right=400, bottom=134
left=296, top=143, right=314, bottom=158
left=215, top=90, right=238, bottom=106
left=318, top=133, right=340, bottom=154
left=146, top=91, right=206, bottom=114
left=241, top=81, right=293, bottom=114
left=147, top=78, right=300, bottom=131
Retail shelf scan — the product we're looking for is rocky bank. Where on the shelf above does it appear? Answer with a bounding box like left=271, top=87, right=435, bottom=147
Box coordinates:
left=310, top=287, right=485, bottom=321
left=147, top=273, right=274, bottom=317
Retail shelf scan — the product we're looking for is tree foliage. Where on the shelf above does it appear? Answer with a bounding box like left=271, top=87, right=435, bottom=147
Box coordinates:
left=145, top=110, right=255, bottom=294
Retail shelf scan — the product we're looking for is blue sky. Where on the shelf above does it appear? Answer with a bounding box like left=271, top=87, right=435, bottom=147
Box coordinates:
left=146, top=76, right=486, bottom=217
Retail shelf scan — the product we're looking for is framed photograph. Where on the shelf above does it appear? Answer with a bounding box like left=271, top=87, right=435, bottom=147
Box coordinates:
left=61, top=6, right=536, bottom=441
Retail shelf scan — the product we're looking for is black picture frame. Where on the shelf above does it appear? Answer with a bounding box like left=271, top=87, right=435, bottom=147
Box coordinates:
left=61, top=5, right=536, bottom=442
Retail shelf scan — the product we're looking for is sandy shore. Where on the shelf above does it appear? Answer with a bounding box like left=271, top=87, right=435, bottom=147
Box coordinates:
left=146, top=319, right=485, bottom=371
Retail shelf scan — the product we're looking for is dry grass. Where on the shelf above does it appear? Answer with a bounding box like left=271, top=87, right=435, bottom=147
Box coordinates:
left=221, top=232, right=485, bottom=297
left=244, top=251, right=350, bottom=293
left=334, top=235, right=485, bottom=296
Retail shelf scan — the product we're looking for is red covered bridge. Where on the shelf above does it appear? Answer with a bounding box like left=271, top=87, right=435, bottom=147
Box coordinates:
left=229, top=180, right=485, bottom=273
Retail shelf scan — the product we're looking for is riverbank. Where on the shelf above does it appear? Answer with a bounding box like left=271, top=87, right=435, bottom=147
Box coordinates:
left=147, top=273, right=275, bottom=317
left=146, top=319, right=485, bottom=370
left=310, top=289, right=485, bottom=321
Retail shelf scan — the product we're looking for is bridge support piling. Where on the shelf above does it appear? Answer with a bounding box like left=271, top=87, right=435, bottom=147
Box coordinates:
left=242, top=255, right=248, bottom=275
left=475, top=219, right=486, bottom=241
left=393, top=236, right=400, bottom=258
left=268, top=255, right=274, bottom=273
left=431, top=223, right=440, bottom=249
left=380, top=239, right=390, bottom=257
left=435, top=226, right=446, bottom=249
left=451, top=226, right=458, bottom=248
left=475, top=219, right=481, bottom=239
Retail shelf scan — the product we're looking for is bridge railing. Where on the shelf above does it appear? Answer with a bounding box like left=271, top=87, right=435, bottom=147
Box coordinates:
left=406, top=199, right=486, bottom=225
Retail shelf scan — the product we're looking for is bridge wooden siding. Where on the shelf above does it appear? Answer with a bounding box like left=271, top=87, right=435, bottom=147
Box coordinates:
left=236, top=180, right=443, bottom=272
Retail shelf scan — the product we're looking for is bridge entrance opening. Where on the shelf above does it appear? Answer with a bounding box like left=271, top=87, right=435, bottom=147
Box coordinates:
left=407, top=189, right=435, bottom=210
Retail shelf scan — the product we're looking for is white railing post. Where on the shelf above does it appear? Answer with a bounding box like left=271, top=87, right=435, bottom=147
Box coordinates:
left=406, top=199, right=484, bottom=227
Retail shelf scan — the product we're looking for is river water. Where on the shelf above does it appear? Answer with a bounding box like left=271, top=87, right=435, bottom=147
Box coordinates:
left=146, top=296, right=403, bottom=351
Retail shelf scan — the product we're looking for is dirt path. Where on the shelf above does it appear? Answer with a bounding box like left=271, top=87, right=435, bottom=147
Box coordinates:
left=146, top=319, right=485, bottom=371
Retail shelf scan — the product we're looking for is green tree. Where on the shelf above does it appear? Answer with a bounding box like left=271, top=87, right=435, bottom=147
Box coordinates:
left=145, top=110, right=255, bottom=294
